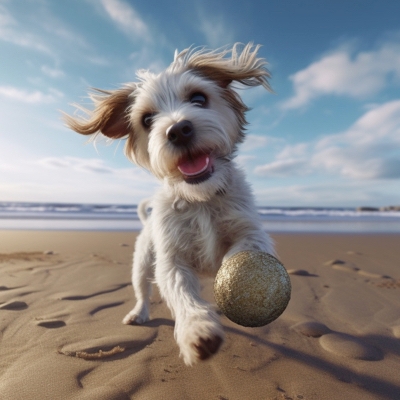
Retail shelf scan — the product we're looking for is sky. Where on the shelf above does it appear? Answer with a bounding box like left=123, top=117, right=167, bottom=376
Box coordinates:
left=1, top=0, right=400, bottom=207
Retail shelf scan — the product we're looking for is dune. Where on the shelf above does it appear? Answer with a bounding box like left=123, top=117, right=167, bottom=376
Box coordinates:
left=0, top=230, right=399, bottom=399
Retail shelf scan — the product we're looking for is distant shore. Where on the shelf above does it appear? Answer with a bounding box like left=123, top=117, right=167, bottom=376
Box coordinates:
left=357, top=205, right=400, bottom=212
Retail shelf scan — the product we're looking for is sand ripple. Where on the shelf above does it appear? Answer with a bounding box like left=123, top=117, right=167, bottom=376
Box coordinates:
left=291, top=321, right=332, bottom=337
left=0, top=301, right=28, bottom=310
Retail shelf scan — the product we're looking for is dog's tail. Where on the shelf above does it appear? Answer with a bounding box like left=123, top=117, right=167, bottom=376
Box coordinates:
left=137, top=198, right=152, bottom=225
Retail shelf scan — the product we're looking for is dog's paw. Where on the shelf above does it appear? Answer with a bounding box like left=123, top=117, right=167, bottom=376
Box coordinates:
left=193, top=335, right=223, bottom=360
left=122, top=303, right=149, bottom=325
left=176, top=315, right=224, bottom=365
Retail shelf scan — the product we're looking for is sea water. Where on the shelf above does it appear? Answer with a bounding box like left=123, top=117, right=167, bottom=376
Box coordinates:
left=1, top=202, right=400, bottom=233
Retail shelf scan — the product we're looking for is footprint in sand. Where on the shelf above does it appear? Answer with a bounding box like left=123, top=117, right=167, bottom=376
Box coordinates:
left=373, top=279, right=400, bottom=289
left=292, top=321, right=383, bottom=361
left=333, top=264, right=360, bottom=273
left=58, top=333, right=156, bottom=360
left=392, top=326, right=400, bottom=338
left=0, top=285, right=25, bottom=291
left=324, top=259, right=359, bottom=272
left=346, top=251, right=362, bottom=255
left=287, top=269, right=318, bottom=277
left=89, top=301, right=125, bottom=316
left=324, top=259, right=394, bottom=281
left=324, top=259, right=346, bottom=266
left=319, top=333, right=383, bottom=361
left=58, top=283, right=130, bottom=301
left=357, top=270, right=390, bottom=279
left=36, top=320, right=66, bottom=329
left=291, top=321, right=332, bottom=337
left=0, top=301, right=28, bottom=311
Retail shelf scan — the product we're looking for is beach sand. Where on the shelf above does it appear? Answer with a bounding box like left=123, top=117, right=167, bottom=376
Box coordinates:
left=0, top=230, right=399, bottom=399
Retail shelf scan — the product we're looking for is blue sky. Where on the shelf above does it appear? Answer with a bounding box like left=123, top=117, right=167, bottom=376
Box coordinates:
left=1, top=0, right=400, bottom=207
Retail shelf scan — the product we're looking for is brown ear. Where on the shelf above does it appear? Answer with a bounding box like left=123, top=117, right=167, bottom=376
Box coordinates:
left=174, top=43, right=272, bottom=92
left=64, top=85, right=136, bottom=139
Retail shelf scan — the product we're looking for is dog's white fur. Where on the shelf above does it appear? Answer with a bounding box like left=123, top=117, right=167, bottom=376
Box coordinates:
left=66, top=43, right=275, bottom=365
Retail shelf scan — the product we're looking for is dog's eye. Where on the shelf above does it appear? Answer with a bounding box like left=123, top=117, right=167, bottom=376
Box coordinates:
left=190, top=93, right=207, bottom=107
left=142, top=113, right=155, bottom=128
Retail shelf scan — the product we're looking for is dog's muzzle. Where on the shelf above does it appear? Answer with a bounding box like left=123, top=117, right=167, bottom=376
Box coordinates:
left=168, top=121, right=214, bottom=184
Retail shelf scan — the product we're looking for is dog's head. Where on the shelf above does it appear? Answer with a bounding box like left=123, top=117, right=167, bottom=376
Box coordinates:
left=65, top=43, right=272, bottom=202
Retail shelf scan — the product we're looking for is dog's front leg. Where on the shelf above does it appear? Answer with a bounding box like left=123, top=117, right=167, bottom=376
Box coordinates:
left=223, top=224, right=275, bottom=262
left=122, top=226, right=154, bottom=325
left=154, top=256, right=224, bottom=365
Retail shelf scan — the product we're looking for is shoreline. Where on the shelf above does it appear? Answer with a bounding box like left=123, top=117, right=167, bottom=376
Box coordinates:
left=1, top=220, right=400, bottom=233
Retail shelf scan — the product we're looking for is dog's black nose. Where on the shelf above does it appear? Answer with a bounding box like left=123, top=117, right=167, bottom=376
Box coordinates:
left=167, top=120, right=194, bottom=146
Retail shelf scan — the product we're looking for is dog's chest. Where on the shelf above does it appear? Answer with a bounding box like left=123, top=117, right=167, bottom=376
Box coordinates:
left=159, top=203, right=230, bottom=271
left=185, top=207, right=225, bottom=271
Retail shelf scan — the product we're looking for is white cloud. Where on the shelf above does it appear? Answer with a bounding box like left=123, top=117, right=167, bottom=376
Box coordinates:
left=235, top=154, right=256, bottom=168
left=85, top=55, right=112, bottom=67
left=0, top=2, right=109, bottom=67
left=241, top=134, right=270, bottom=152
left=197, top=11, right=234, bottom=48
left=0, top=156, right=158, bottom=204
left=254, top=143, right=310, bottom=177
left=0, top=4, right=52, bottom=54
left=313, top=100, right=400, bottom=179
left=276, top=143, right=309, bottom=160
left=320, top=100, right=400, bottom=148
left=255, top=158, right=309, bottom=177
left=0, top=86, right=64, bottom=104
left=41, top=65, right=65, bottom=78
left=42, top=20, right=90, bottom=51
left=254, top=180, right=397, bottom=208
left=38, top=157, right=117, bottom=174
left=282, top=41, right=400, bottom=109
left=36, top=156, right=161, bottom=187
left=128, top=47, right=166, bottom=73
left=255, top=100, right=400, bottom=180
left=100, top=0, right=150, bottom=42
left=0, top=4, right=15, bottom=27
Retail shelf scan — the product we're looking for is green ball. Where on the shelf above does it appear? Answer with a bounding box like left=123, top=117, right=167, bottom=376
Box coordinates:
left=214, top=251, right=291, bottom=327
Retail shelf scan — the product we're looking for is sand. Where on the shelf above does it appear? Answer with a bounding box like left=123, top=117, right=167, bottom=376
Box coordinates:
left=0, top=230, right=399, bottom=400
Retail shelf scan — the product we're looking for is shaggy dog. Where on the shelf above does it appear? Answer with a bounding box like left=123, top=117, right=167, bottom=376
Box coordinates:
left=66, top=43, right=275, bottom=365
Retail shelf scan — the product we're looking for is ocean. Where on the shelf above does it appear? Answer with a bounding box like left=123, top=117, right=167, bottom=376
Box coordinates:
left=1, top=201, right=400, bottom=233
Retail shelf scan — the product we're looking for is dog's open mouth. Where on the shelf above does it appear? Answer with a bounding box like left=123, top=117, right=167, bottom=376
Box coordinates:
left=177, top=153, right=214, bottom=184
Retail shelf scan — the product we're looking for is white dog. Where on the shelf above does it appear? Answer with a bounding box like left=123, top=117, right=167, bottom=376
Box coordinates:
left=66, top=43, right=275, bottom=365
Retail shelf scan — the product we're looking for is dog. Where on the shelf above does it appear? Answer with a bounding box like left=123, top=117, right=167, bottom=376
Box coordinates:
left=65, top=43, right=275, bottom=365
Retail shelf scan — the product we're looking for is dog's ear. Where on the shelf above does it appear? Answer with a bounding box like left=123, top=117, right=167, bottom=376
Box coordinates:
left=177, top=43, right=273, bottom=92
left=64, top=85, right=135, bottom=139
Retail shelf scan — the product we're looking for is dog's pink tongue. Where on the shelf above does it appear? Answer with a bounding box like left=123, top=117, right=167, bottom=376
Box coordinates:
left=178, top=154, right=210, bottom=176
